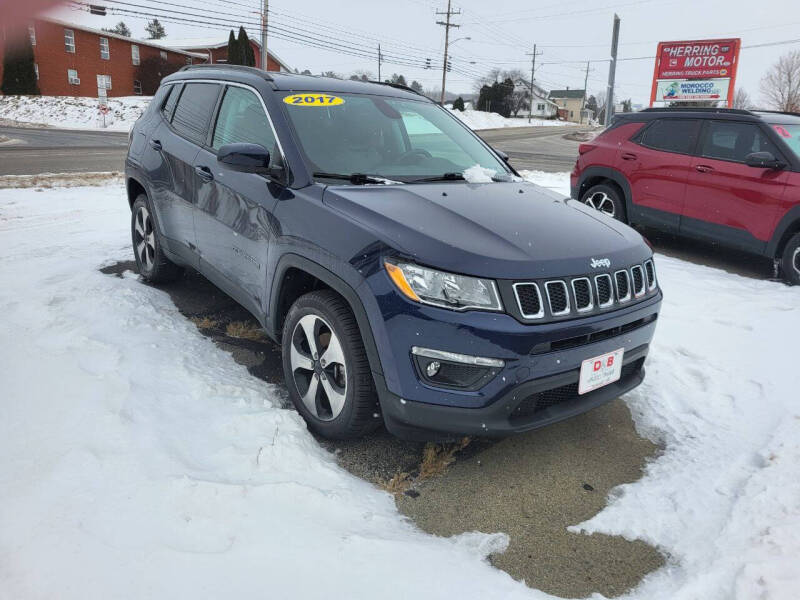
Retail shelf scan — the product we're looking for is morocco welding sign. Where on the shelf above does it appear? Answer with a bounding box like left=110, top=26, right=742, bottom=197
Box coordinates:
left=650, top=38, right=741, bottom=106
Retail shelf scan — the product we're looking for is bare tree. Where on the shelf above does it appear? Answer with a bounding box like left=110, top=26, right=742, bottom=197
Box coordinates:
left=760, top=50, right=800, bottom=112
left=732, top=87, right=753, bottom=110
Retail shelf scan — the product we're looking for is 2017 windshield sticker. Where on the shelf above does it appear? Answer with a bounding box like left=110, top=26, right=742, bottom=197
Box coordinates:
left=283, top=93, right=344, bottom=107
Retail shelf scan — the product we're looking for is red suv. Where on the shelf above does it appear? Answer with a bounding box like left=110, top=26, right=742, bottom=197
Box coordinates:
left=571, top=108, right=800, bottom=284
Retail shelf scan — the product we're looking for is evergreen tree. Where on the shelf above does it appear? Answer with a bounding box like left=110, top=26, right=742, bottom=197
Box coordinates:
left=145, top=19, right=166, bottom=40
left=452, top=96, right=465, bottom=111
left=103, top=21, right=131, bottom=37
left=226, top=30, right=240, bottom=65
left=410, top=80, right=423, bottom=93
left=237, top=27, right=255, bottom=67
left=1, top=32, right=40, bottom=95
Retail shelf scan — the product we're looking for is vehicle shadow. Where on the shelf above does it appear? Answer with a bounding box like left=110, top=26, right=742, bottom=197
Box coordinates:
left=100, top=259, right=664, bottom=598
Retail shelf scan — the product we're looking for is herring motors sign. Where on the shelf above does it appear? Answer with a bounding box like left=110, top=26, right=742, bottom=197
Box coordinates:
left=649, top=38, right=741, bottom=106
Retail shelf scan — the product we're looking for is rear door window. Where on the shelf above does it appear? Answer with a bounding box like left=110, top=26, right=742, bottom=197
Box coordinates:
left=700, top=121, right=782, bottom=163
left=640, top=119, right=700, bottom=154
left=170, top=82, right=221, bottom=145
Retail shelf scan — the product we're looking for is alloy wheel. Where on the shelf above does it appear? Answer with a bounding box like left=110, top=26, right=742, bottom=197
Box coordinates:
left=133, top=205, right=156, bottom=271
left=290, top=314, right=348, bottom=421
left=793, top=247, right=800, bottom=276
left=584, top=191, right=616, bottom=217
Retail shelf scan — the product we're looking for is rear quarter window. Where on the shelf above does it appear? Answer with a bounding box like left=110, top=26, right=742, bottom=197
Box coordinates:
left=170, top=82, right=221, bottom=145
left=639, top=118, right=700, bottom=154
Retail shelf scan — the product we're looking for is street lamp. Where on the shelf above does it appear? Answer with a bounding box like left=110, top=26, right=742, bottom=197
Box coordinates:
left=440, top=36, right=471, bottom=104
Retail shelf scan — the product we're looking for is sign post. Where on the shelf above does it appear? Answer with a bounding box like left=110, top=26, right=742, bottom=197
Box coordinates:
left=649, top=38, right=741, bottom=107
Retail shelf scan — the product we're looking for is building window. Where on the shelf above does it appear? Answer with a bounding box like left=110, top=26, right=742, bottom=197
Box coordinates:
left=34, top=63, right=39, bottom=80
left=131, top=44, right=140, bottom=65
left=100, top=37, right=109, bottom=60
left=97, top=74, right=112, bottom=90
left=67, top=69, right=80, bottom=85
left=569, top=110, right=574, bottom=118
left=64, top=29, right=75, bottom=53
left=537, top=103, right=545, bottom=111
left=29, top=25, right=36, bottom=46
left=133, top=80, right=142, bottom=95
left=185, top=56, right=192, bottom=65
left=160, top=50, right=167, bottom=61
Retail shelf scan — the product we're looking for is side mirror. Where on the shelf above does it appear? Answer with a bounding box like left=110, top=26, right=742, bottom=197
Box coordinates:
left=217, top=143, right=269, bottom=172
left=745, top=151, right=785, bottom=170
left=494, top=148, right=510, bottom=163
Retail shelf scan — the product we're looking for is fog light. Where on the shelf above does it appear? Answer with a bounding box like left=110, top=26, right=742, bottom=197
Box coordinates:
left=426, top=360, right=441, bottom=377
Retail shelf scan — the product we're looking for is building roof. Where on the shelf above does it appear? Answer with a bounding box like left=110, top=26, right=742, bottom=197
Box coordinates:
left=548, top=89, right=586, bottom=99
left=39, top=17, right=206, bottom=59
left=158, top=37, right=292, bottom=71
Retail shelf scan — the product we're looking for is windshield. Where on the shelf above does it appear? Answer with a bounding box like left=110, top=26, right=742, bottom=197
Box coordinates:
left=771, top=123, right=800, bottom=159
left=279, top=92, right=511, bottom=182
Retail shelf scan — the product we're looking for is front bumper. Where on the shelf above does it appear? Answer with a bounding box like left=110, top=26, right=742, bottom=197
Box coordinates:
left=363, top=271, right=661, bottom=440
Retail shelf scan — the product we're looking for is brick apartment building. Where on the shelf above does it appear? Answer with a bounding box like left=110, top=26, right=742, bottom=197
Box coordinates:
left=0, top=18, right=291, bottom=97
left=159, top=37, right=291, bottom=72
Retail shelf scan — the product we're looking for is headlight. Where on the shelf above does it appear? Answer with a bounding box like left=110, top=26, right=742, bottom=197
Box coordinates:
left=384, top=260, right=503, bottom=311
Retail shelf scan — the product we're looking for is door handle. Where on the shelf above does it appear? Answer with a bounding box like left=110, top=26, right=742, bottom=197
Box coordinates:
left=695, top=164, right=714, bottom=173
left=149, top=139, right=162, bottom=151
left=195, top=165, right=214, bottom=182
left=621, top=152, right=637, bottom=161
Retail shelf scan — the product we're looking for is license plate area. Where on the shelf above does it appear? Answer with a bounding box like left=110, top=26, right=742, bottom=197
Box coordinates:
left=578, top=348, right=624, bottom=395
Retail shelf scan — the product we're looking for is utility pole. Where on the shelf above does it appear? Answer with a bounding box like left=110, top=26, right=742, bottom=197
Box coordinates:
left=436, top=0, right=460, bottom=105
left=526, top=45, right=543, bottom=123
left=604, top=13, right=620, bottom=126
left=377, top=44, right=382, bottom=81
left=260, top=0, right=268, bottom=70
left=581, top=61, right=591, bottom=123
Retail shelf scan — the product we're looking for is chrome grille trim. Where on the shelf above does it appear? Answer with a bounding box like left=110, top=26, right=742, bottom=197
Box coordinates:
left=545, top=280, right=571, bottom=316
left=614, top=269, right=631, bottom=303
left=644, top=259, right=657, bottom=290
left=631, top=265, right=646, bottom=297
left=512, top=282, right=544, bottom=319
left=571, top=277, right=594, bottom=312
left=594, top=274, right=614, bottom=308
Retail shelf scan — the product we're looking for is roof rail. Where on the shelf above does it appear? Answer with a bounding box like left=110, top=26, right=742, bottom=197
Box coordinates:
left=639, top=107, right=753, bottom=115
left=367, top=80, right=424, bottom=96
left=178, top=64, right=273, bottom=80
left=750, top=108, right=800, bottom=118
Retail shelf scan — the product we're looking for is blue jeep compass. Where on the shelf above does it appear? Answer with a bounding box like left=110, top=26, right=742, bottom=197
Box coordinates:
left=125, top=65, right=661, bottom=440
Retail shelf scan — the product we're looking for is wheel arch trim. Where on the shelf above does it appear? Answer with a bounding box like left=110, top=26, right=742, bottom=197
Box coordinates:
left=767, top=206, right=800, bottom=258
left=576, top=167, right=633, bottom=223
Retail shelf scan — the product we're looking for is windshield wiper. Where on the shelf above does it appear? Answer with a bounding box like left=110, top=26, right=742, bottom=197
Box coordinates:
left=407, top=172, right=465, bottom=183
left=313, top=172, right=388, bottom=185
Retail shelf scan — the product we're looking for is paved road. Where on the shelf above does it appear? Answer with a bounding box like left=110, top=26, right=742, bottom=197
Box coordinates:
left=0, top=123, right=583, bottom=176
left=0, top=125, right=128, bottom=175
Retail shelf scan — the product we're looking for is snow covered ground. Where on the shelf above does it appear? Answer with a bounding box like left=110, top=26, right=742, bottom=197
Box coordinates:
left=1, top=175, right=798, bottom=599
left=0, top=95, right=150, bottom=131
left=0, top=95, right=567, bottom=132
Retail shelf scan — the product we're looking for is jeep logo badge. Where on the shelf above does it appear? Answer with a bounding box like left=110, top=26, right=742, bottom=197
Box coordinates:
left=590, top=258, right=611, bottom=269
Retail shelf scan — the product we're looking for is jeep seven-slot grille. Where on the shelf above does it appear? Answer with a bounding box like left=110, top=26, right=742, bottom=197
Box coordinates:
left=511, top=261, right=657, bottom=321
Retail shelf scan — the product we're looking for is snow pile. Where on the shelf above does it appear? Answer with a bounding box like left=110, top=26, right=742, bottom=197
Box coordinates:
left=463, top=164, right=497, bottom=183
left=0, top=184, right=534, bottom=599
left=449, top=108, right=569, bottom=130
left=0, top=95, right=150, bottom=131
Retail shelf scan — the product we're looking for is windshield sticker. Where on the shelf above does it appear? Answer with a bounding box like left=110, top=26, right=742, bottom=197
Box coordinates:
left=283, top=93, right=344, bottom=107
left=773, top=125, right=792, bottom=138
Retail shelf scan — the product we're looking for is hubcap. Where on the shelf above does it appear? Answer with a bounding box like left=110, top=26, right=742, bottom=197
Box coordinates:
left=793, top=246, right=800, bottom=276
left=290, top=314, right=347, bottom=421
left=133, top=206, right=156, bottom=271
left=584, top=192, right=616, bottom=217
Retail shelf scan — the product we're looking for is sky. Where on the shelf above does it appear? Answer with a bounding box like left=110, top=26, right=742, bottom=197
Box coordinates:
left=50, top=0, right=800, bottom=106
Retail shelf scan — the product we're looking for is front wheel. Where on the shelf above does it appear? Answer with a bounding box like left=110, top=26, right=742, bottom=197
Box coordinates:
left=781, top=233, right=800, bottom=285
left=580, top=183, right=626, bottom=222
left=282, top=290, right=380, bottom=439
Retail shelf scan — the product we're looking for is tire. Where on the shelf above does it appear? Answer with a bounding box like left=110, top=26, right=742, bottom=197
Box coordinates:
left=131, top=194, right=183, bottom=283
left=282, top=290, right=380, bottom=439
left=781, top=232, right=800, bottom=286
left=580, top=182, right=627, bottom=222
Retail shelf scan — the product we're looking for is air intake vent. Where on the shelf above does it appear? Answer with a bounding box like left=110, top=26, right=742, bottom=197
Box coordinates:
left=615, top=270, right=631, bottom=302
left=571, top=278, right=593, bottom=312
left=545, top=281, right=570, bottom=315
left=513, top=283, right=544, bottom=319
left=631, top=265, right=645, bottom=297
left=644, top=259, right=656, bottom=290
left=595, top=274, right=613, bottom=308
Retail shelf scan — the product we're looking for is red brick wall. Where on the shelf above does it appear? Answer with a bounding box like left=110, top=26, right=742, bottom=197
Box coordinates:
left=184, top=41, right=283, bottom=72
left=1, top=19, right=203, bottom=97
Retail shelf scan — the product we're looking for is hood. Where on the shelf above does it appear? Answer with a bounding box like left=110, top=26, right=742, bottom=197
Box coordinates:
left=323, top=181, right=649, bottom=279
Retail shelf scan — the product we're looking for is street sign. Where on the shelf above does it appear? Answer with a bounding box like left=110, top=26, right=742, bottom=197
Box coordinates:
left=650, top=38, right=741, bottom=107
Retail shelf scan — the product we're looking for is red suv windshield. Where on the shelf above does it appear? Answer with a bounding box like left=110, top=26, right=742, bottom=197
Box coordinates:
left=771, top=123, right=800, bottom=159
